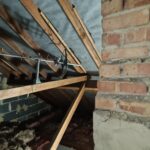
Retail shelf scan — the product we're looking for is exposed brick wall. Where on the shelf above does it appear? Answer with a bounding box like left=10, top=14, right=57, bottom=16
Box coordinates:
left=0, top=75, right=51, bottom=122
left=96, top=1, right=150, bottom=117
left=0, top=94, right=51, bottom=122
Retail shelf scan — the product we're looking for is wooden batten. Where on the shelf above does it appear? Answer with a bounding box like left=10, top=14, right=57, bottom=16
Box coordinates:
left=0, top=36, right=47, bottom=78
left=20, top=0, right=86, bottom=73
left=0, top=76, right=87, bottom=101
left=0, top=5, right=58, bottom=73
left=59, top=0, right=102, bottom=68
left=0, top=60, right=20, bottom=77
left=58, top=86, right=98, bottom=92
left=0, top=49, right=33, bottom=78
left=50, top=83, right=85, bottom=150
left=58, top=80, right=98, bottom=92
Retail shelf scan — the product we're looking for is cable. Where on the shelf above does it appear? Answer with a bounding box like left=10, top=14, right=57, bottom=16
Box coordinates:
left=59, top=49, right=68, bottom=79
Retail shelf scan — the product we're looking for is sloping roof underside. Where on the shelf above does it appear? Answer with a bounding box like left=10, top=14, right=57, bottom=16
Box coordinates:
left=0, top=0, right=102, bottom=72
left=0, top=0, right=101, bottom=111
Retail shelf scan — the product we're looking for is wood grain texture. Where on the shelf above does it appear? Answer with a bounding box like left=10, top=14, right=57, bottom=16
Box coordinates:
left=0, top=5, right=58, bottom=72
left=59, top=0, right=102, bottom=68
left=50, top=83, right=85, bottom=150
left=0, top=76, right=87, bottom=101
left=20, top=0, right=86, bottom=73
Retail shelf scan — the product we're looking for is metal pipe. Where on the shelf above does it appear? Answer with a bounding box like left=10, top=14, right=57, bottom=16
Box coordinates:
left=0, top=53, right=82, bottom=67
left=35, top=59, right=41, bottom=84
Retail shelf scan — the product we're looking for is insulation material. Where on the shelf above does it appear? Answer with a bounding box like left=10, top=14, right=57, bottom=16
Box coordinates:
left=0, top=0, right=102, bottom=72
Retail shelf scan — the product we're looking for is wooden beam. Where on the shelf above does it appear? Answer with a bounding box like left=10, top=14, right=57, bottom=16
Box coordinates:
left=0, top=58, right=19, bottom=73
left=58, top=86, right=97, bottom=92
left=0, top=48, right=20, bottom=77
left=0, top=76, right=87, bottom=101
left=0, top=63, right=11, bottom=77
left=58, top=80, right=98, bottom=92
left=50, top=83, right=85, bottom=150
left=0, top=5, right=58, bottom=72
left=0, top=48, right=33, bottom=78
left=69, top=89, right=92, bottom=112
left=0, top=36, right=47, bottom=78
left=59, top=0, right=102, bottom=68
left=20, top=0, right=86, bottom=73
left=0, top=60, right=20, bottom=77
left=40, top=11, right=86, bottom=73
left=0, top=36, right=35, bottom=67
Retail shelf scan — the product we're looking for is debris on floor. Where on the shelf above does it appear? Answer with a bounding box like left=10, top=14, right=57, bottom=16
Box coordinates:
left=0, top=110, right=93, bottom=150
left=0, top=123, right=33, bottom=150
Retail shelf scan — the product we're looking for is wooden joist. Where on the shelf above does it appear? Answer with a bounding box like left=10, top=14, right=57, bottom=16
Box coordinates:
left=0, top=58, right=20, bottom=73
left=0, top=76, right=87, bottom=101
left=58, top=80, right=98, bottom=92
left=58, top=86, right=98, bottom=92
left=20, top=0, right=86, bottom=73
left=0, top=48, right=19, bottom=74
left=0, top=59, right=20, bottom=77
left=59, top=0, right=102, bottom=68
left=0, top=48, right=33, bottom=78
left=0, top=5, right=58, bottom=73
left=0, top=62, right=13, bottom=77
left=0, top=36, right=47, bottom=78
left=1, top=37, right=35, bottom=67
left=0, top=48, right=32, bottom=77
left=50, top=83, right=85, bottom=150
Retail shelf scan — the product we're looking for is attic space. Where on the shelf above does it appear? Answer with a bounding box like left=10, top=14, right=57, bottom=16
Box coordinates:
left=0, top=0, right=150, bottom=150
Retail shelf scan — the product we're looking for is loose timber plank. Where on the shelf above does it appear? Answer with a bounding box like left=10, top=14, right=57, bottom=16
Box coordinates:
left=50, top=83, right=85, bottom=150
left=0, top=5, right=58, bottom=72
left=20, top=0, right=86, bottom=73
left=59, top=0, right=102, bottom=68
left=0, top=76, right=87, bottom=101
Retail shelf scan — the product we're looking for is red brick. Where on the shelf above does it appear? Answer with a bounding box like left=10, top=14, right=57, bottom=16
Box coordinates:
left=96, top=97, right=150, bottom=116
left=97, top=81, right=147, bottom=95
left=138, top=63, right=150, bottom=75
left=97, top=81, right=115, bottom=92
left=102, top=51, right=110, bottom=61
left=103, top=33, right=121, bottom=46
left=123, top=63, right=150, bottom=77
left=102, top=0, right=123, bottom=16
left=102, top=47, right=149, bottom=61
left=124, top=0, right=150, bottom=9
left=147, top=28, right=150, bottom=40
left=124, top=26, right=150, bottom=44
left=103, top=9, right=149, bottom=31
left=100, top=64, right=120, bottom=78
left=100, top=63, right=150, bottom=78
left=95, top=98, right=117, bottom=110
left=119, top=82, right=147, bottom=94
left=119, top=101, right=150, bottom=116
